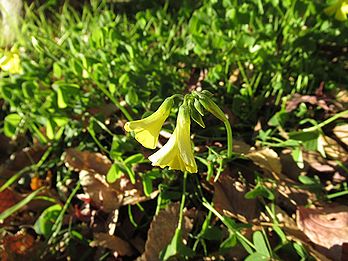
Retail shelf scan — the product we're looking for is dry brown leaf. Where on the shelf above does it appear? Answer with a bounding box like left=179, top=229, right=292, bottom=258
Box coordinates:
left=297, top=205, right=348, bottom=260
left=247, top=148, right=282, bottom=179
left=79, top=170, right=122, bottom=212
left=272, top=206, right=330, bottom=261
left=90, top=233, right=134, bottom=256
left=64, top=149, right=112, bottom=175
left=320, top=135, right=348, bottom=161
left=65, top=149, right=158, bottom=212
left=333, top=124, right=348, bottom=147
left=137, top=203, right=194, bottom=261
left=286, top=94, right=331, bottom=112
left=213, top=174, right=258, bottom=223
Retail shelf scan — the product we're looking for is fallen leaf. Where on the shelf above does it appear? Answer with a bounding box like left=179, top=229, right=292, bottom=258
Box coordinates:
left=137, top=203, right=194, bottom=261
left=333, top=124, right=348, bottom=147
left=64, top=149, right=112, bottom=175
left=286, top=94, right=331, bottom=112
left=65, top=149, right=158, bottom=212
left=247, top=148, right=282, bottom=179
left=90, top=233, right=134, bottom=257
left=320, top=135, right=348, bottom=161
left=213, top=173, right=258, bottom=223
left=297, top=205, right=348, bottom=260
left=79, top=170, right=122, bottom=212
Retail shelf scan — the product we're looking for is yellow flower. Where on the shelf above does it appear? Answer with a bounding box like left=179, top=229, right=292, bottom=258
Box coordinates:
left=148, top=105, right=197, bottom=173
left=124, top=97, right=174, bottom=149
left=0, top=49, right=22, bottom=74
left=325, top=0, right=348, bottom=21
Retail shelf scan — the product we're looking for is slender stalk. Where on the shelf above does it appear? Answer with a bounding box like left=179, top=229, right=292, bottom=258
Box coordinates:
left=178, top=171, right=188, bottom=229
left=224, top=120, right=233, bottom=159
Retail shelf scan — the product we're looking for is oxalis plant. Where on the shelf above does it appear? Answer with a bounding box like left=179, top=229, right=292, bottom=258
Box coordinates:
left=125, top=90, right=234, bottom=259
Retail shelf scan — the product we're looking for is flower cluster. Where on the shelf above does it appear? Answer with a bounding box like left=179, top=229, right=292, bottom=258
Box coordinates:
left=125, top=96, right=197, bottom=173
left=125, top=91, right=231, bottom=174
left=0, top=48, right=22, bottom=74
left=325, top=0, right=348, bottom=21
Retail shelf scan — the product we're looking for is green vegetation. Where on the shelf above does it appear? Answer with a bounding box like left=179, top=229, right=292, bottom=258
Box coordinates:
left=0, top=0, right=347, bottom=260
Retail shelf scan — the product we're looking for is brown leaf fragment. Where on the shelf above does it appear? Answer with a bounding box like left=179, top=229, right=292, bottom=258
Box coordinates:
left=333, top=124, right=348, bottom=147
left=213, top=174, right=258, bottom=223
left=320, top=135, right=348, bottom=161
left=137, top=203, right=194, bottom=261
left=0, top=189, right=20, bottom=213
left=79, top=170, right=122, bottom=212
left=286, top=94, right=331, bottom=112
left=90, top=233, right=134, bottom=257
left=1, top=230, right=36, bottom=261
left=247, top=148, right=282, bottom=179
left=297, top=205, right=348, bottom=260
left=64, top=149, right=112, bottom=175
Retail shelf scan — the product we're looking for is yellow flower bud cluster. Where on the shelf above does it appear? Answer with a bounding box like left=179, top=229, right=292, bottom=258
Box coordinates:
left=325, top=0, right=348, bottom=21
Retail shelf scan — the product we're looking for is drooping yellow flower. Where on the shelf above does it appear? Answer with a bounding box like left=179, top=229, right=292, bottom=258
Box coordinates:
left=325, top=0, right=348, bottom=21
left=148, top=104, right=197, bottom=173
left=124, top=97, right=174, bottom=149
left=0, top=49, right=22, bottom=74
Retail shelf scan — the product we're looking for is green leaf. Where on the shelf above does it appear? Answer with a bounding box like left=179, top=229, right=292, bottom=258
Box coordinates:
left=142, top=174, right=153, bottom=196
left=125, top=87, right=139, bottom=106
left=291, top=147, right=304, bottom=169
left=124, top=153, right=144, bottom=165
left=34, top=204, right=62, bottom=237
left=245, top=185, right=274, bottom=200
left=106, top=164, right=123, bottom=183
left=160, top=228, right=194, bottom=260
left=220, top=233, right=237, bottom=249
left=245, top=252, right=269, bottom=261
left=253, top=231, right=270, bottom=257
left=4, top=113, right=21, bottom=137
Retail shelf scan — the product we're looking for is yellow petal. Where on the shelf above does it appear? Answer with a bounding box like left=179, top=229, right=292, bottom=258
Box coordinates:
left=124, top=97, right=174, bottom=149
left=148, top=105, right=197, bottom=173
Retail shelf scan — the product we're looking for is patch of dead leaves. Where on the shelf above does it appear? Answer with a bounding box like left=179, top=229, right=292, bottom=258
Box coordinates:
left=64, top=149, right=158, bottom=213
left=297, top=205, right=348, bottom=260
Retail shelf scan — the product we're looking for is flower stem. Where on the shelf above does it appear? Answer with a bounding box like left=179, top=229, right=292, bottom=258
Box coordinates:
left=224, top=120, right=233, bottom=159
left=178, top=171, right=188, bottom=229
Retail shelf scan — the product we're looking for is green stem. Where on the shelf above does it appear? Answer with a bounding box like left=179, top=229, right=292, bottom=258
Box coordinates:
left=178, top=171, right=188, bottom=229
left=303, top=109, right=348, bottom=132
left=224, top=120, right=233, bottom=159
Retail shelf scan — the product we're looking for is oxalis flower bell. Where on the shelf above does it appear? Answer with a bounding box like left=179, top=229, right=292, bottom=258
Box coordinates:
left=124, top=97, right=174, bottom=149
left=125, top=91, right=233, bottom=175
left=148, top=104, right=197, bottom=173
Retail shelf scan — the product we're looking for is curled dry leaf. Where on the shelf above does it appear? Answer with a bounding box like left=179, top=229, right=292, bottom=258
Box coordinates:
left=90, top=233, right=134, bottom=257
left=137, top=203, right=194, bottom=261
left=286, top=94, right=331, bottom=112
left=297, top=205, right=348, bottom=260
left=213, top=173, right=258, bottom=223
left=247, top=148, right=282, bottom=179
